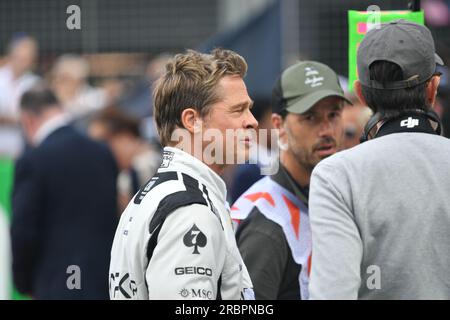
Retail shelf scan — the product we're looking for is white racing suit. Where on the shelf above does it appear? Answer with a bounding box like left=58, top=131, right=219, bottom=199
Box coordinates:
left=109, top=147, right=254, bottom=300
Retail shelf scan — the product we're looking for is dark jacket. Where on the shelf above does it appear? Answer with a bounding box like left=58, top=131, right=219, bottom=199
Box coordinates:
left=11, top=125, right=118, bottom=299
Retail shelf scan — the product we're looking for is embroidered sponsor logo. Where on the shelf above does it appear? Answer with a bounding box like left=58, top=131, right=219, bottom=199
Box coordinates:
left=191, top=288, right=213, bottom=299
left=160, top=151, right=174, bottom=168
left=109, top=272, right=138, bottom=298
left=134, top=176, right=159, bottom=204
left=183, top=224, right=207, bottom=254
left=179, top=288, right=213, bottom=299
left=175, top=266, right=213, bottom=277
left=179, top=288, right=190, bottom=298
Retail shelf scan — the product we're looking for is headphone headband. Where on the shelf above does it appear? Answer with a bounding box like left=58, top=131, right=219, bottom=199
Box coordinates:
left=360, top=109, right=442, bottom=143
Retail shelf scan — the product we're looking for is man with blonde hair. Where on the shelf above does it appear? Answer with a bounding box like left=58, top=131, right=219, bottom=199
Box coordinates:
left=109, top=49, right=257, bottom=300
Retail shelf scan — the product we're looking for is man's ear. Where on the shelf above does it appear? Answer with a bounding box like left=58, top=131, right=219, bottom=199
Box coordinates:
left=354, top=80, right=367, bottom=106
left=426, top=75, right=441, bottom=107
left=272, top=113, right=286, bottom=140
left=180, top=108, right=200, bottom=134
left=271, top=113, right=282, bottom=130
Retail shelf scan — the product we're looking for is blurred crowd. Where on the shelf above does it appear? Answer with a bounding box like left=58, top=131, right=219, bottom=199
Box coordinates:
left=0, top=35, right=164, bottom=208
left=0, top=34, right=166, bottom=299
left=1, top=32, right=450, bottom=299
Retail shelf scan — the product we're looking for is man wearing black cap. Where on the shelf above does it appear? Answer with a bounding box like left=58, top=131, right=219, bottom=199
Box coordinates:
left=309, top=20, right=449, bottom=299
left=231, top=61, right=351, bottom=299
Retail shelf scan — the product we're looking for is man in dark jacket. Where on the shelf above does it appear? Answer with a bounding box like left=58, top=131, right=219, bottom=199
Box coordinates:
left=11, top=85, right=118, bottom=299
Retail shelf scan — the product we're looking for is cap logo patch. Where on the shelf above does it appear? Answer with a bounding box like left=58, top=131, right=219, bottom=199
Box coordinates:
left=400, top=117, right=419, bottom=128
left=305, top=67, right=324, bottom=88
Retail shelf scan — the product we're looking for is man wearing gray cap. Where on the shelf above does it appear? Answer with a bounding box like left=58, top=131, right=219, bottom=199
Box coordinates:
left=308, top=20, right=449, bottom=299
left=231, top=61, right=351, bottom=299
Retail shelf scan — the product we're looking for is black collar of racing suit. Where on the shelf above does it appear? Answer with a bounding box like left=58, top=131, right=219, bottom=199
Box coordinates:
left=270, top=164, right=309, bottom=207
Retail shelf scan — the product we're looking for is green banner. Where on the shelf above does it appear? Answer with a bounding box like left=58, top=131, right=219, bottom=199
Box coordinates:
left=0, top=159, right=14, bottom=218
left=0, top=159, right=29, bottom=300
left=348, top=10, right=425, bottom=92
left=0, top=158, right=14, bottom=299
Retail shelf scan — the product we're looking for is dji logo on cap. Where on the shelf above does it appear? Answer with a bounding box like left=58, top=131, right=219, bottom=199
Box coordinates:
left=400, top=117, right=419, bottom=128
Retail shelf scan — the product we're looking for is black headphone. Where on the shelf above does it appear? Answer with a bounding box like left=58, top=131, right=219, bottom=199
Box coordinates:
left=360, top=109, right=442, bottom=143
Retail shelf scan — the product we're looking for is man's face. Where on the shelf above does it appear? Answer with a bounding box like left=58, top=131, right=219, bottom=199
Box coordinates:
left=200, top=75, right=258, bottom=165
left=281, top=96, right=344, bottom=172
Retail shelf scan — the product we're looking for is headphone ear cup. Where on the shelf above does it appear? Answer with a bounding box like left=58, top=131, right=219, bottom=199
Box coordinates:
left=361, top=113, right=383, bottom=143
left=425, top=110, right=443, bottom=135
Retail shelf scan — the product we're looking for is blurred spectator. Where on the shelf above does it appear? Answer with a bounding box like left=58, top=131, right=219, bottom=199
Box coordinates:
left=11, top=85, right=118, bottom=299
left=423, top=0, right=450, bottom=27
left=118, top=53, right=173, bottom=119
left=0, top=35, right=40, bottom=158
left=437, top=68, right=450, bottom=138
left=117, top=53, right=173, bottom=145
left=88, top=107, right=161, bottom=212
left=229, top=98, right=274, bottom=203
left=340, top=94, right=372, bottom=149
left=50, top=54, right=107, bottom=128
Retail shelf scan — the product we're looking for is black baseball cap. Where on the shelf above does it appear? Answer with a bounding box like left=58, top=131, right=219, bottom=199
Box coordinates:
left=272, top=61, right=351, bottom=115
left=357, top=19, right=444, bottom=90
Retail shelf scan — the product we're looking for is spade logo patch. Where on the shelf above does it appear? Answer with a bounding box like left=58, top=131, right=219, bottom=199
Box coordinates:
left=183, top=224, right=207, bottom=254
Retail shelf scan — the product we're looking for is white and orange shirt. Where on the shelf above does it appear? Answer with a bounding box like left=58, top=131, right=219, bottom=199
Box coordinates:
left=231, top=176, right=312, bottom=299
